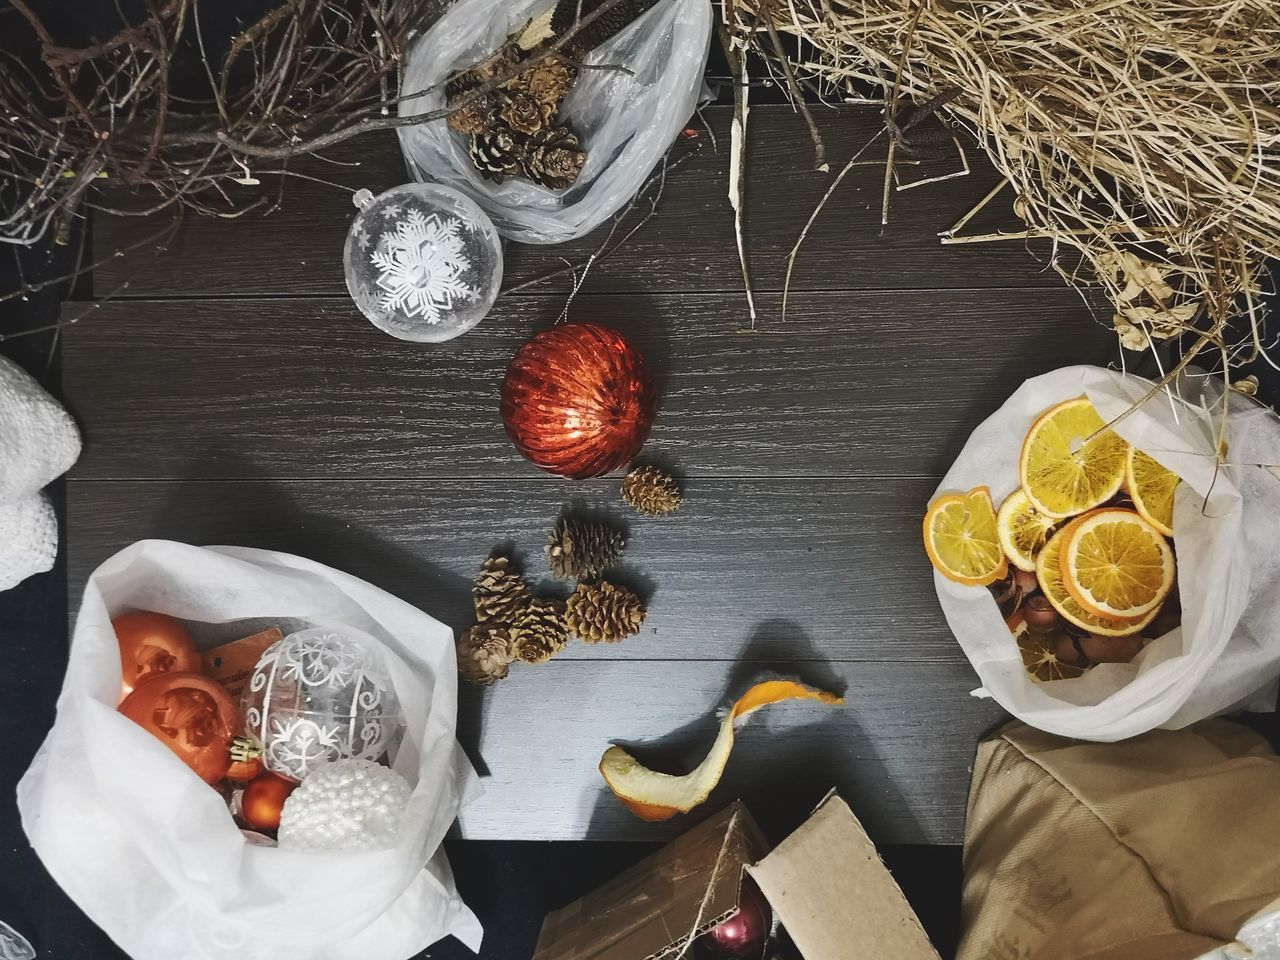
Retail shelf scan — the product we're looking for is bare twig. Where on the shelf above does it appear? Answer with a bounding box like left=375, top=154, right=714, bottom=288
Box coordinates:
left=500, top=142, right=699, bottom=298
left=717, top=12, right=757, bottom=330
left=760, top=1, right=827, bottom=172
left=782, top=129, right=884, bottom=322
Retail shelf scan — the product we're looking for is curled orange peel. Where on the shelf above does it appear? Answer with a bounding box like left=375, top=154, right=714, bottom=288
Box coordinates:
left=599, top=680, right=843, bottom=821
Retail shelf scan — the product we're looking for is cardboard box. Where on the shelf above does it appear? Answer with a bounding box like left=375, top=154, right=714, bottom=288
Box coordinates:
left=533, top=792, right=941, bottom=960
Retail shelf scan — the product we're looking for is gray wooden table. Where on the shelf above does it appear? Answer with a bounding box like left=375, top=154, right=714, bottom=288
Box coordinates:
left=68, top=104, right=1116, bottom=843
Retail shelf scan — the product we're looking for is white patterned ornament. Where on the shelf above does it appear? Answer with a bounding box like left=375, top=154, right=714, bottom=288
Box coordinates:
left=242, top=626, right=405, bottom=782
left=343, top=182, right=503, bottom=343
left=277, top=758, right=411, bottom=851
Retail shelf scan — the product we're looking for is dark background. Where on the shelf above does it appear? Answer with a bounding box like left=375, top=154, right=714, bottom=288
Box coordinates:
left=1, top=2, right=1277, bottom=958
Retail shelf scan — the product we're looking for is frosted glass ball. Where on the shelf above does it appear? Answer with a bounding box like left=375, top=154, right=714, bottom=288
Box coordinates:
left=343, top=182, right=503, bottom=342
left=242, top=626, right=406, bottom=782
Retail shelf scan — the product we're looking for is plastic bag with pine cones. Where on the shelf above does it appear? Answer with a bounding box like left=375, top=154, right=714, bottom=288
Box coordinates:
left=398, top=0, right=713, bottom=243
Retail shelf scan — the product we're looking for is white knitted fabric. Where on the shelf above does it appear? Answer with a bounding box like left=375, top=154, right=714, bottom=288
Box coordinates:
left=0, top=355, right=80, bottom=590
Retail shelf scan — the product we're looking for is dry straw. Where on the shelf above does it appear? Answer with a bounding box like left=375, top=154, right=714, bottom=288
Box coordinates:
left=728, top=0, right=1280, bottom=382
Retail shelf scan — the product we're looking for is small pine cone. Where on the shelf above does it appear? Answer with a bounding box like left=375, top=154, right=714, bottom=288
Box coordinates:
left=446, top=93, right=497, bottom=135
left=621, top=466, right=681, bottom=515
left=508, top=55, right=576, bottom=112
left=469, top=128, right=524, bottom=181
left=457, top=623, right=517, bottom=686
left=474, top=555, right=531, bottom=624
left=546, top=516, right=625, bottom=580
left=551, top=0, right=662, bottom=57
left=521, top=125, right=586, bottom=190
left=445, top=41, right=521, bottom=100
left=512, top=597, right=569, bottom=664
left=499, top=90, right=555, bottom=136
left=566, top=581, right=645, bottom=644
left=444, top=41, right=520, bottom=133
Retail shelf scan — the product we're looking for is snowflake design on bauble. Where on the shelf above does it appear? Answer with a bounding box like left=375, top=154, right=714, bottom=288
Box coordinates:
left=371, top=208, right=476, bottom=323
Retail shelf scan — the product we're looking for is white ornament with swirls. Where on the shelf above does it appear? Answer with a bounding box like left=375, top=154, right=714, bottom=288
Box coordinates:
left=243, top=627, right=404, bottom=782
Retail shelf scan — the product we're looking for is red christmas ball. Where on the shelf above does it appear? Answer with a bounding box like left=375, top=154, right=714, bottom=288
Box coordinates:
left=700, top=879, right=772, bottom=958
left=500, top=323, right=656, bottom=478
left=241, top=772, right=297, bottom=831
left=113, top=611, right=200, bottom=702
left=118, top=672, right=237, bottom=785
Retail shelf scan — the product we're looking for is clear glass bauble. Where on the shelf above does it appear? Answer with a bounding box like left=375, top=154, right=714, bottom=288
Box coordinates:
left=343, top=181, right=503, bottom=342
left=242, top=626, right=405, bottom=782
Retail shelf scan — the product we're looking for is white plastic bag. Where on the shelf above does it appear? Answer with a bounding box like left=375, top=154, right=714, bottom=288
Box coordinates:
left=397, top=0, right=712, bottom=243
left=17, top=540, right=482, bottom=960
left=934, top=365, right=1280, bottom=741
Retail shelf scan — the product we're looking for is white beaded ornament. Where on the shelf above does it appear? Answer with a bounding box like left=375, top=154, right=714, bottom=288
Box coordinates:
left=277, top=758, right=411, bottom=851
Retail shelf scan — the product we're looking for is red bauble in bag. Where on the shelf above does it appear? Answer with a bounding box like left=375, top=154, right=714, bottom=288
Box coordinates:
left=118, top=672, right=238, bottom=785
left=500, top=323, right=656, bottom=478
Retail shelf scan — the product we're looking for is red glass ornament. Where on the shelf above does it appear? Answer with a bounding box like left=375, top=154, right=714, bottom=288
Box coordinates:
left=500, top=323, right=656, bottom=478
left=241, top=772, right=297, bottom=831
left=118, top=672, right=238, bottom=785
left=113, top=611, right=200, bottom=702
left=700, top=879, right=772, bottom=959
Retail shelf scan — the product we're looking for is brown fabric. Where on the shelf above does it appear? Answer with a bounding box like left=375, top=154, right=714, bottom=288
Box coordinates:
left=958, top=720, right=1280, bottom=960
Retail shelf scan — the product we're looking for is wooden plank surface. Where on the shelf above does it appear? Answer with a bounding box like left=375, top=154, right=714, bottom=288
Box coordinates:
left=65, top=102, right=1095, bottom=845
left=69, top=477, right=971, bottom=663
left=91, top=105, right=1059, bottom=298
left=449, top=659, right=1006, bottom=843
left=62, top=290, right=1114, bottom=480
left=65, top=478, right=1010, bottom=840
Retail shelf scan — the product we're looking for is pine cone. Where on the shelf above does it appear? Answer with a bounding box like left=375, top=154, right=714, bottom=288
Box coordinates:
left=470, top=128, right=523, bottom=181
left=474, top=555, right=531, bottom=624
left=566, top=581, right=645, bottom=644
left=447, top=93, right=497, bottom=135
left=499, top=90, right=555, bottom=136
left=522, top=125, right=586, bottom=190
left=546, top=516, right=625, bottom=580
left=445, top=42, right=520, bottom=134
left=551, top=0, right=662, bottom=57
left=508, top=55, right=576, bottom=112
left=445, top=41, right=520, bottom=101
left=621, top=466, right=681, bottom=515
left=457, top=624, right=517, bottom=685
left=512, top=597, right=569, bottom=664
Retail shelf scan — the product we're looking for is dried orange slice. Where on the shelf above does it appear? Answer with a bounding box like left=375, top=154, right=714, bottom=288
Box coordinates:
left=599, top=681, right=842, bottom=821
left=1035, top=516, right=1158, bottom=636
left=1060, top=508, right=1175, bottom=620
left=923, top=486, right=1008, bottom=586
left=1020, top=397, right=1129, bottom=519
left=1126, top=447, right=1179, bottom=537
left=1014, top=621, right=1085, bottom=682
left=996, top=489, right=1057, bottom=572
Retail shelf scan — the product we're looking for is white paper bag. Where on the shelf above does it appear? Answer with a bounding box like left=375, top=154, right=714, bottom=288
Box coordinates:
left=934, top=365, right=1280, bottom=741
left=17, top=540, right=483, bottom=960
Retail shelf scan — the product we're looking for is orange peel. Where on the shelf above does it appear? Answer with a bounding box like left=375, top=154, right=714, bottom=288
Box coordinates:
left=599, top=680, right=843, bottom=821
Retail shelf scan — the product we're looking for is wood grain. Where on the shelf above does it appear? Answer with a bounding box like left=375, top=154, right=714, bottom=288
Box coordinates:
left=67, top=477, right=984, bottom=663
left=449, top=658, right=1006, bottom=842
left=67, top=98, right=1096, bottom=849
left=91, top=105, right=1059, bottom=299
left=62, top=289, right=1115, bottom=480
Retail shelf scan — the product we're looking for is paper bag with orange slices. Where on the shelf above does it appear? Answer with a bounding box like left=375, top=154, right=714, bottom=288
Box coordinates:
left=925, top=365, right=1280, bottom=741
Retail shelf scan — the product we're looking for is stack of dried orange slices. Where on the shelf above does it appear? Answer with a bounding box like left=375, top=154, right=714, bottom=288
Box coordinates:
left=924, top=396, right=1183, bottom=682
